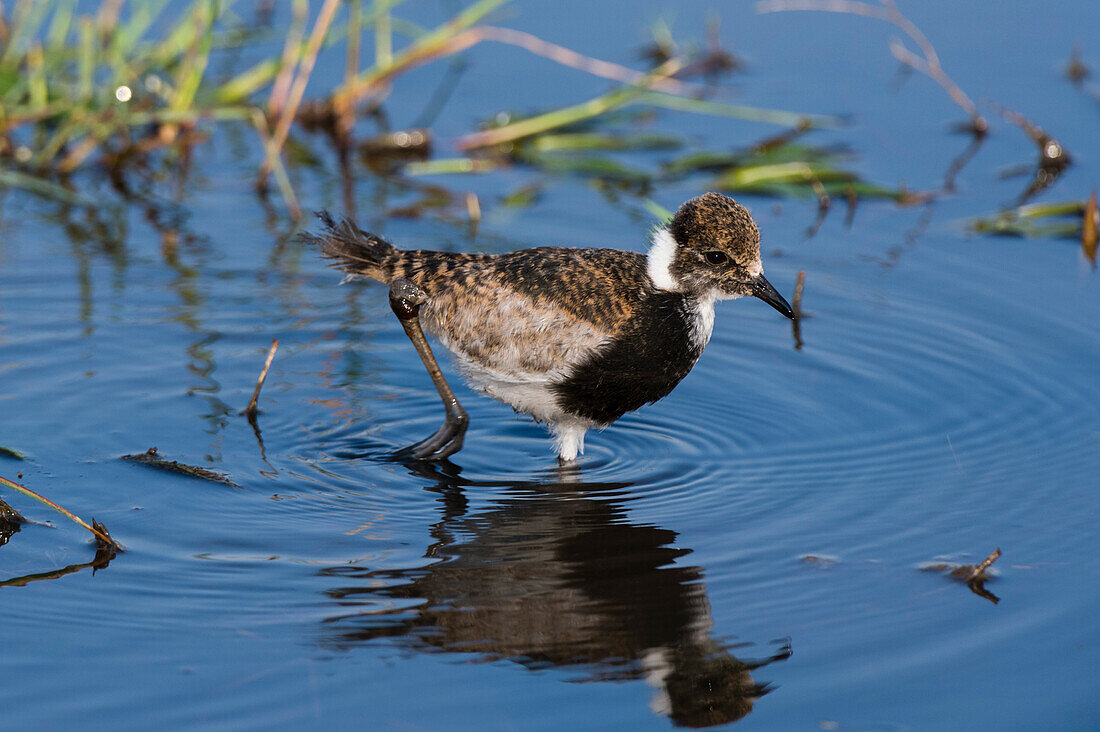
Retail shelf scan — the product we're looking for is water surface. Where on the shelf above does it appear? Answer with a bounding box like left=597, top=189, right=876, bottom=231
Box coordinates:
left=2, top=1, right=1099, bottom=729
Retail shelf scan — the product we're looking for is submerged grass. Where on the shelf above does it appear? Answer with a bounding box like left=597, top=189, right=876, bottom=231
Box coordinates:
left=410, top=109, right=917, bottom=230
left=969, top=194, right=1100, bottom=264
left=968, top=199, right=1088, bottom=239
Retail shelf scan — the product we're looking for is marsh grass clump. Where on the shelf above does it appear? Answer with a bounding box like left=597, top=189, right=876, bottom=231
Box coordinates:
left=0, top=2, right=255, bottom=172
left=1, top=1, right=1069, bottom=243
left=0, top=0, right=852, bottom=224
left=411, top=109, right=919, bottom=234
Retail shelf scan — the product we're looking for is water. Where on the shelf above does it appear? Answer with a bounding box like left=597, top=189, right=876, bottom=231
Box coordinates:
left=2, top=1, right=1099, bottom=729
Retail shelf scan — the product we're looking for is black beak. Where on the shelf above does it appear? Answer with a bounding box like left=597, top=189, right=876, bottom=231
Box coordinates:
left=751, top=274, right=794, bottom=319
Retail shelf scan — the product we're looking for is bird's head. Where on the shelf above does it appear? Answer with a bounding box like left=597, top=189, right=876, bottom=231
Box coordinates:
left=647, top=192, right=793, bottom=318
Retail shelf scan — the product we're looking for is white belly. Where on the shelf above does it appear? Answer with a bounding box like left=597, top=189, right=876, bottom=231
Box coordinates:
left=452, top=355, right=577, bottom=425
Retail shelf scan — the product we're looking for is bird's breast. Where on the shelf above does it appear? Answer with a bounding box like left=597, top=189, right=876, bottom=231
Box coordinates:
left=551, top=293, right=706, bottom=425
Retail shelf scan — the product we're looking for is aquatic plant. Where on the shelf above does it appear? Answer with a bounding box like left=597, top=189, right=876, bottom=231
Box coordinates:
left=0, top=0, right=836, bottom=222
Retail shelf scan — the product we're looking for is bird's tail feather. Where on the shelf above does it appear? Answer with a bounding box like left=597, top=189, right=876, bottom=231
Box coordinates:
left=305, top=210, right=401, bottom=283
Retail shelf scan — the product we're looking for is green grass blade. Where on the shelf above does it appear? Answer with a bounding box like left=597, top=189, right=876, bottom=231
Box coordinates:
left=172, top=0, right=218, bottom=110
left=642, top=198, right=674, bottom=223
left=404, top=157, right=505, bottom=175
left=212, top=57, right=281, bottom=103
left=45, top=0, right=78, bottom=53
left=1, top=0, right=52, bottom=67
left=456, top=84, right=645, bottom=150
left=375, top=0, right=394, bottom=67
left=27, top=43, right=47, bottom=108
left=531, top=132, right=682, bottom=152
left=636, top=91, right=840, bottom=129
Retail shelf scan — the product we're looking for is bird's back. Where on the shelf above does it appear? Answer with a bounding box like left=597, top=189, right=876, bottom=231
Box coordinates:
left=401, top=247, right=651, bottom=379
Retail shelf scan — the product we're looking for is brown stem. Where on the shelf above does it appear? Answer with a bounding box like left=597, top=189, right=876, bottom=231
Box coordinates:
left=965, top=547, right=1002, bottom=583
left=757, top=0, right=986, bottom=132
left=246, top=339, right=280, bottom=418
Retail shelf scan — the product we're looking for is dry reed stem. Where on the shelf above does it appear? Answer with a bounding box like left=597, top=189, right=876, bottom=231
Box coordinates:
left=95, top=0, right=125, bottom=35
left=246, top=339, right=280, bottom=418
left=757, top=0, right=985, bottom=131
left=469, top=26, right=706, bottom=98
left=269, top=0, right=308, bottom=118
left=260, top=0, right=341, bottom=185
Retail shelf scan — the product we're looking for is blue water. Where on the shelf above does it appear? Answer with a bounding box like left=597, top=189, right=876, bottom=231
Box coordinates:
left=2, top=1, right=1099, bottom=729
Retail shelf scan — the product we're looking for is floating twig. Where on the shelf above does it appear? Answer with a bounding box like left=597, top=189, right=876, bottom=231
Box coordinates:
left=920, top=548, right=1003, bottom=604
left=121, top=448, right=239, bottom=487
left=0, top=475, right=121, bottom=550
left=964, top=547, right=1002, bottom=583
left=246, top=339, right=280, bottom=419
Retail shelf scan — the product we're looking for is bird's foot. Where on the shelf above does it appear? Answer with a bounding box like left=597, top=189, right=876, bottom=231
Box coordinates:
left=395, top=412, right=469, bottom=461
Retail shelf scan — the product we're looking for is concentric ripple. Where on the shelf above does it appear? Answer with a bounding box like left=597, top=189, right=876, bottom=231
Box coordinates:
left=291, top=257, right=1099, bottom=540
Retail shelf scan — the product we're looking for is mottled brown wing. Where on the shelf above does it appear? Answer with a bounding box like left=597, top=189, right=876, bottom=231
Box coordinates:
left=396, top=247, right=651, bottom=377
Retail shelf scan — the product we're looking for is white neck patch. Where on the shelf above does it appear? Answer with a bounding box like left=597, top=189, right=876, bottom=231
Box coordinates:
left=691, top=291, right=718, bottom=349
left=646, top=227, right=680, bottom=291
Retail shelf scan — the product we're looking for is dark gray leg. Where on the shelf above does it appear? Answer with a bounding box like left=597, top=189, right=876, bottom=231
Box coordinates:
left=389, top=278, right=469, bottom=460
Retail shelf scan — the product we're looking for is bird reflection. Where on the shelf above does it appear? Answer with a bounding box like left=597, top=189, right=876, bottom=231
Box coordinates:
left=318, top=461, right=790, bottom=727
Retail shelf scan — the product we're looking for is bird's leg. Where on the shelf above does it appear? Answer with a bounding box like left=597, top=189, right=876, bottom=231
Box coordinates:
left=388, top=278, right=469, bottom=460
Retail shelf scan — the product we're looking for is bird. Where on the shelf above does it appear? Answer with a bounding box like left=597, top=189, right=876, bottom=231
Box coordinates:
left=308, top=192, right=793, bottom=462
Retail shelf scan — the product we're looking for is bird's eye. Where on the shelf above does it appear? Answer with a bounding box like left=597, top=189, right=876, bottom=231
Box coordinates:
left=704, top=251, right=728, bottom=265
